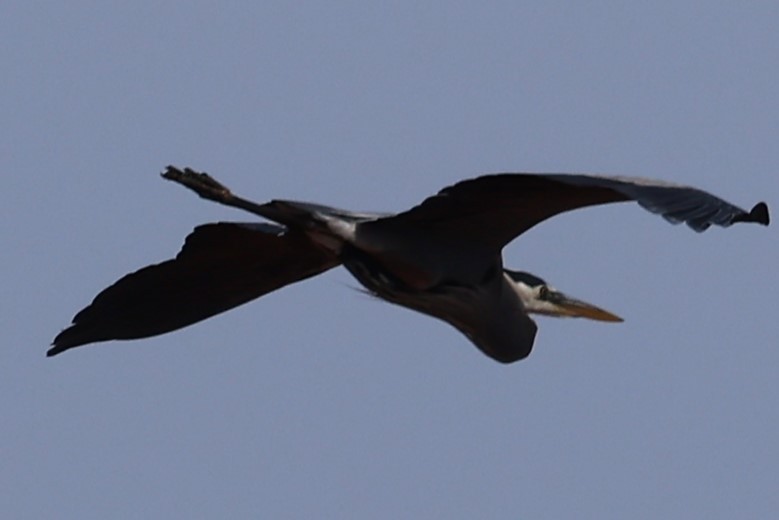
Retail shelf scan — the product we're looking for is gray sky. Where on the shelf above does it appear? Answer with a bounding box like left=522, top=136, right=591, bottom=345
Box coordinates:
left=3, top=2, right=777, bottom=518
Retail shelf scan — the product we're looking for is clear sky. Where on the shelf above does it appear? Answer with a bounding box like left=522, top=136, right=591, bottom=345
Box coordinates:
left=2, top=2, right=777, bottom=518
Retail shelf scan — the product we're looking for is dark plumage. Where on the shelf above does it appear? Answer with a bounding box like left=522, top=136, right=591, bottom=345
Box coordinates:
left=51, top=167, right=768, bottom=362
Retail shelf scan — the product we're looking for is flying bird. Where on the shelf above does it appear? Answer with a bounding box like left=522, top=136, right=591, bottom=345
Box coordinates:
left=50, top=167, right=769, bottom=363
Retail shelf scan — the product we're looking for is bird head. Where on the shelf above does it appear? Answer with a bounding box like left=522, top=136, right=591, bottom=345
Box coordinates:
left=505, top=270, right=623, bottom=322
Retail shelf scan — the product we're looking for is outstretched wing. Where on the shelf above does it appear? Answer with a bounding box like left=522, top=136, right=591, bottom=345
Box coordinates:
left=49, top=222, right=339, bottom=356
left=364, top=174, right=769, bottom=251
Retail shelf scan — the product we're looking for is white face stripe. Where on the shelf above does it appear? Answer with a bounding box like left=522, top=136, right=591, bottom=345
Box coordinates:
left=504, top=273, right=566, bottom=316
left=505, top=273, right=538, bottom=306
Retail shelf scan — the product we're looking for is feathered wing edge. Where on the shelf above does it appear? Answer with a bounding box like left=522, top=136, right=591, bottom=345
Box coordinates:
left=364, top=173, right=768, bottom=251
left=49, top=222, right=338, bottom=356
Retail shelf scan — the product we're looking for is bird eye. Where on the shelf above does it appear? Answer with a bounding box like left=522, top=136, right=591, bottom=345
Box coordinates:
left=538, top=285, right=549, bottom=299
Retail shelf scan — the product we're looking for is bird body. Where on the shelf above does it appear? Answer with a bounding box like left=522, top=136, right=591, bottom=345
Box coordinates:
left=50, top=167, right=769, bottom=363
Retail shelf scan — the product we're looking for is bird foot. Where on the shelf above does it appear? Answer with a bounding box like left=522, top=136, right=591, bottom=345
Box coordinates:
left=161, top=166, right=233, bottom=202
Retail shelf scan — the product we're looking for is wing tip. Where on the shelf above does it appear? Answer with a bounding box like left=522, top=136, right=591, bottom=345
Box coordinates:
left=47, top=341, right=68, bottom=357
left=48, top=327, right=86, bottom=357
left=734, top=202, right=770, bottom=226
left=752, top=201, right=769, bottom=225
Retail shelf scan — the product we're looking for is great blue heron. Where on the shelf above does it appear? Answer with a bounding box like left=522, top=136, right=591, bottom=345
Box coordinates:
left=50, top=167, right=769, bottom=363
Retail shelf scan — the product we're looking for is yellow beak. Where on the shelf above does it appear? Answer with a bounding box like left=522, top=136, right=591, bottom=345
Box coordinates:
left=551, top=293, right=624, bottom=322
